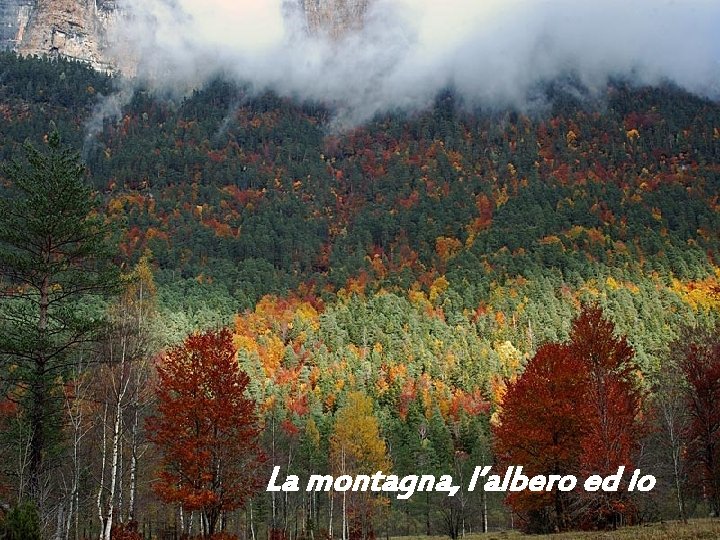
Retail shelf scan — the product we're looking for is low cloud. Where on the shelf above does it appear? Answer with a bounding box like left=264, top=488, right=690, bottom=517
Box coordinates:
left=109, top=0, right=720, bottom=125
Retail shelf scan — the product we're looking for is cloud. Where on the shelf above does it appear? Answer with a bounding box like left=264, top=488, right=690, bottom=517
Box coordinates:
left=110, top=0, right=720, bottom=125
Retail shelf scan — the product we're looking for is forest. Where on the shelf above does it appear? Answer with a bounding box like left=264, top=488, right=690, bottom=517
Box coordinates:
left=0, top=52, right=719, bottom=539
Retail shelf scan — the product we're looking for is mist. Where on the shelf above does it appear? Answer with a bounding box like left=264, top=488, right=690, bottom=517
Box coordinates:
left=110, top=0, right=720, bottom=126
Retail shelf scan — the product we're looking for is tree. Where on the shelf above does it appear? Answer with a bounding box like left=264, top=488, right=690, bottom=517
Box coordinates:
left=494, top=343, right=590, bottom=533
left=329, top=392, right=390, bottom=540
left=0, top=132, right=119, bottom=510
left=0, top=501, right=42, bottom=540
left=96, top=255, right=157, bottom=540
left=677, top=326, right=720, bottom=516
left=146, top=328, right=264, bottom=536
left=651, top=364, right=690, bottom=522
left=569, top=306, right=645, bottom=528
left=494, top=306, right=645, bottom=532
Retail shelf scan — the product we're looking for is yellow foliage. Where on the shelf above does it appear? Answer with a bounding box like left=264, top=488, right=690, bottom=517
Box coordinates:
left=305, top=417, right=320, bottom=449
left=494, top=185, right=510, bottom=207
left=495, top=340, right=523, bottom=377
left=566, top=130, right=577, bottom=148
left=539, top=235, right=562, bottom=245
left=330, top=392, right=390, bottom=475
left=108, top=198, right=124, bottom=215
left=606, top=276, right=620, bottom=290
left=233, top=334, right=259, bottom=355
left=408, top=289, right=431, bottom=309
left=671, top=271, right=720, bottom=311
left=429, top=275, right=449, bottom=303
left=261, top=335, right=285, bottom=378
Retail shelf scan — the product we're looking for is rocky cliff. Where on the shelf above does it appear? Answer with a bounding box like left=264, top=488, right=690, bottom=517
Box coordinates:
left=0, top=0, right=33, bottom=49
left=300, top=0, right=370, bottom=39
left=0, top=0, right=122, bottom=72
left=1, top=0, right=371, bottom=73
left=18, top=0, right=120, bottom=72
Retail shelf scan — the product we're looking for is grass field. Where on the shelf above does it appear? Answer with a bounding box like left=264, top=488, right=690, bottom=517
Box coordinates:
left=498, top=519, right=720, bottom=539
left=393, top=519, right=720, bottom=540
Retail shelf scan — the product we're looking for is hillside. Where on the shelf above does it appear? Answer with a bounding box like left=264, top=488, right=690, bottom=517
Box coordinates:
left=3, top=53, right=718, bottom=351
left=0, top=53, right=719, bottom=538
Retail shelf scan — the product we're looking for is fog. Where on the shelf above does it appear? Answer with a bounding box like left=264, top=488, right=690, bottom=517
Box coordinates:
left=110, top=0, right=720, bottom=125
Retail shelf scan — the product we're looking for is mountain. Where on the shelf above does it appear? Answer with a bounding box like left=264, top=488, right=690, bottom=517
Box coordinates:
left=0, top=49, right=719, bottom=538
left=298, top=0, right=370, bottom=38
left=1, top=0, right=371, bottom=72
left=0, top=0, right=120, bottom=71
left=1, top=52, right=717, bottom=364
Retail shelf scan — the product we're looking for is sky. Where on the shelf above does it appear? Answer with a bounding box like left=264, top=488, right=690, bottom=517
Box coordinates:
left=112, top=0, right=720, bottom=125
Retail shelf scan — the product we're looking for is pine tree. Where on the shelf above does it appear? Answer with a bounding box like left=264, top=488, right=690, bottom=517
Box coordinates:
left=0, top=132, right=119, bottom=505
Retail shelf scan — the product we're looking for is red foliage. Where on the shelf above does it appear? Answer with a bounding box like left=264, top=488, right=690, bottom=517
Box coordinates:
left=146, top=328, right=265, bottom=536
left=494, top=306, right=645, bottom=532
left=110, top=521, right=143, bottom=540
left=570, top=306, right=644, bottom=527
left=182, top=535, right=239, bottom=540
left=494, top=343, right=589, bottom=532
left=679, top=333, right=720, bottom=515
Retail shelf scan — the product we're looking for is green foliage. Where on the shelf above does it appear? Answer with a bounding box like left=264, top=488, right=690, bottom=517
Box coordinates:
left=0, top=502, right=42, bottom=540
left=0, top=130, right=120, bottom=498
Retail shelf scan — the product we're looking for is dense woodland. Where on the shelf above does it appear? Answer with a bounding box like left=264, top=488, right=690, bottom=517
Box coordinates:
left=0, top=52, right=718, bottom=539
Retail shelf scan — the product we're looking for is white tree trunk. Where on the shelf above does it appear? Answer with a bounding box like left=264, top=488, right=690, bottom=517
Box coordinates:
left=97, top=404, right=108, bottom=540
left=102, top=397, right=123, bottom=540
left=128, top=406, right=139, bottom=522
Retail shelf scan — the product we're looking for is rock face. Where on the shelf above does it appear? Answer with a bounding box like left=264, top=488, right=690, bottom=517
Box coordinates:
left=0, top=0, right=34, bottom=49
left=0, top=0, right=130, bottom=73
left=300, top=0, right=370, bottom=38
left=0, top=0, right=371, bottom=73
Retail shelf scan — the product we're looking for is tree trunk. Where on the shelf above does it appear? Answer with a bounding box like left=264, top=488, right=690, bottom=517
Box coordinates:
left=128, top=406, right=139, bottom=522
left=97, top=403, right=108, bottom=540
left=481, top=488, right=488, bottom=533
left=29, top=276, right=50, bottom=504
left=102, top=374, right=124, bottom=540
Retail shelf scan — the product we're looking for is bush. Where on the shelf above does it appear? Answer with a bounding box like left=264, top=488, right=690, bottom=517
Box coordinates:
left=0, top=501, right=41, bottom=540
left=111, top=521, right=143, bottom=540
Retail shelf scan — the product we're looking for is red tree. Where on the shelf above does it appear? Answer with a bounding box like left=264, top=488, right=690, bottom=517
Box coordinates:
left=146, top=328, right=264, bottom=536
left=569, top=306, right=645, bottom=527
left=494, top=306, right=645, bottom=532
left=678, top=328, right=720, bottom=515
left=494, top=343, right=590, bottom=533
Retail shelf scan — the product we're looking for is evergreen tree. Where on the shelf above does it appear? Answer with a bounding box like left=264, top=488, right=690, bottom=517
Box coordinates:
left=0, top=132, right=119, bottom=505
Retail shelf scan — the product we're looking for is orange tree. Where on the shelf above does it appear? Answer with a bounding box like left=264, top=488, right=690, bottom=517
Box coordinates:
left=146, top=328, right=264, bottom=535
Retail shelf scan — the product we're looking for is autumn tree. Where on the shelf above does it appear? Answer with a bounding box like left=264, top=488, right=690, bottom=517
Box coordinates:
left=494, top=343, right=590, bottom=533
left=569, top=306, right=645, bottom=528
left=676, top=325, right=720, bottom=516
left=494, top=306, right=645, bottom=532
left=146, top=328, right=264, bottom=536
left=330, top=392, right=390, bottom=540
left=0, top=132, right=119, bottom=513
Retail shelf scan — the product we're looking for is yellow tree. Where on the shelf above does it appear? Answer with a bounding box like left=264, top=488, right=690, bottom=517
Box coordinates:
left=330, top=392, right=390, bottom=540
